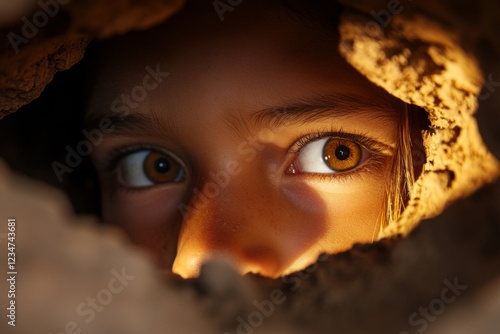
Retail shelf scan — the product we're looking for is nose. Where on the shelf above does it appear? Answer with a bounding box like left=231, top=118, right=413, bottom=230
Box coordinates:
left=171, top=170, right=324, bottom=278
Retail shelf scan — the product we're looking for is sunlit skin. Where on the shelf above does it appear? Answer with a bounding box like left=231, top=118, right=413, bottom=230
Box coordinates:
left=87, top=1, right=401, bottom=278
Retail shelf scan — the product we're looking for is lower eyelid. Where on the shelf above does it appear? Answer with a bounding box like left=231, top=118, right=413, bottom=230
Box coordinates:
left=293, top=135, right=377, bottom=174
left=296, top=152, right=389, bottom=182
left=345, top=153, right=388, bottom=179
left=113, top=178, right=188, bottom=199
left=100, top=145, right=188, bottom=191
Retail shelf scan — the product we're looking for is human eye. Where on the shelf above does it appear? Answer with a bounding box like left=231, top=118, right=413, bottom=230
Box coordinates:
left=118, top=149, right=185, bottom=187
left=286, top=132, right=386, bottom=175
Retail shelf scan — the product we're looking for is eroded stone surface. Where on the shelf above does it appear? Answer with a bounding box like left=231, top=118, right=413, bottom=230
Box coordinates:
left=1, top=155, right=499, bottom=334
left=337, top=1, right=500, bottom=236
left=0, top=0, right=184, bottom=118
left=0, top=1, right=499, bottom=334
left=0, top=161, right=211, bottom=334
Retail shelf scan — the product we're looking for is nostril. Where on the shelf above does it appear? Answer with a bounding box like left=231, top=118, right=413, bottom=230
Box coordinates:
left=240, top=246, right=282, bottom=274
left=172, top=241, right=284, bottom=278
left=171, top=193, right=295, bottom=278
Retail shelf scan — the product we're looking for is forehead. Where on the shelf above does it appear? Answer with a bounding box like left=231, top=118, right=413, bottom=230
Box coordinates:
left=86, top=1, right=396, bottom=123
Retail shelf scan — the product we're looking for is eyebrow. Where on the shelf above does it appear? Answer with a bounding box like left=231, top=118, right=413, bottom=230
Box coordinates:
left=227, top=93, right=402, bottom=137
left=250, top=93, right=400, bottom=126
left=85, top=112, right=179, bottom=139
left=85, top=93, right=402, bottom=139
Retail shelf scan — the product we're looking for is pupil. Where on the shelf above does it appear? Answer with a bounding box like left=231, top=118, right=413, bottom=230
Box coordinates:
left=335, top=145, right=350, bottom=160
left=155, top=158, right=171, bottom=173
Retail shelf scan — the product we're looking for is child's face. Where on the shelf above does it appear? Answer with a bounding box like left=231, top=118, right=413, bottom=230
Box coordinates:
left=87, top=1, right=400, bottom=278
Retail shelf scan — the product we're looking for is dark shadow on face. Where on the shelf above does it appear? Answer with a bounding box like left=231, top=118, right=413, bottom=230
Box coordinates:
left=85, top=0, right=402, bottom=278
left=0, top=61, right=101, bottom=217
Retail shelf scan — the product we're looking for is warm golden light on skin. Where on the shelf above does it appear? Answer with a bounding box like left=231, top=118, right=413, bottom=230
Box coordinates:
left=173, top=252, right=205, bottom=279
left=88, top=1, right=401, bottom=279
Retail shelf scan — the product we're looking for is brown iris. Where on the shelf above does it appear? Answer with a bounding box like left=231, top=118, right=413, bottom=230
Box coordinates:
left=144, top=152, right=183, bottom=183
left=323, top=139, right=362, bottom=172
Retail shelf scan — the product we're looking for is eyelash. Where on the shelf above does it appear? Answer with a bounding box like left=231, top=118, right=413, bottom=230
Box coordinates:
left=289, top=129, right=389, bottom=155
left=99, top=130, right=391, bottom=192
left=103, top=144, right=161, bottom=173
left=287, top=129, right=391, bottom=181
left=99, top=144, right=175, bottom=195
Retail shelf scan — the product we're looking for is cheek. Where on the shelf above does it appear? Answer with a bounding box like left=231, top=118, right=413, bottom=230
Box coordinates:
left=319, top=175, right=388, bottom=246
left=102, top=188, right=185, bottom=266
left=275, top=173, right=387, bottom=275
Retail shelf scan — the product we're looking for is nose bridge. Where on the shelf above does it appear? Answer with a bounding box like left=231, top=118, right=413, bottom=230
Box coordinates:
left=172, top=166, right=286, bottom=278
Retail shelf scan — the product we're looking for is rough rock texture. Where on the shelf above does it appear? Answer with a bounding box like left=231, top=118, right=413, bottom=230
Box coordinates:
left=0, top=157, right=500, bottom=334
left=1, top=1, right=500, bottom=334
left=0, top=32, right=90, bottom=118
left=0, top=0, right=184, bottom=118
left=0, top=161, right=212, bottom=334
left=338, top=0, right=500, bottom=236
left=242, top=180, right=500, bottom=334
left=427, top=277, right=500, bottom=334
left=1, top=154, right=499, bottom=334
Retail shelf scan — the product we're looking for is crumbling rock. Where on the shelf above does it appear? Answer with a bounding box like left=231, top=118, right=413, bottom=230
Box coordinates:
left=338, top=0, right=500, bottom=236
left=1, top=1, right=500, bottom=334
left=0, top=0, right=184, bottom=118
left=1, top=153, right=499, bottom=334
left=0, top=161, right=212, bottom=334
left=0, top=33, right=90, bottom=118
